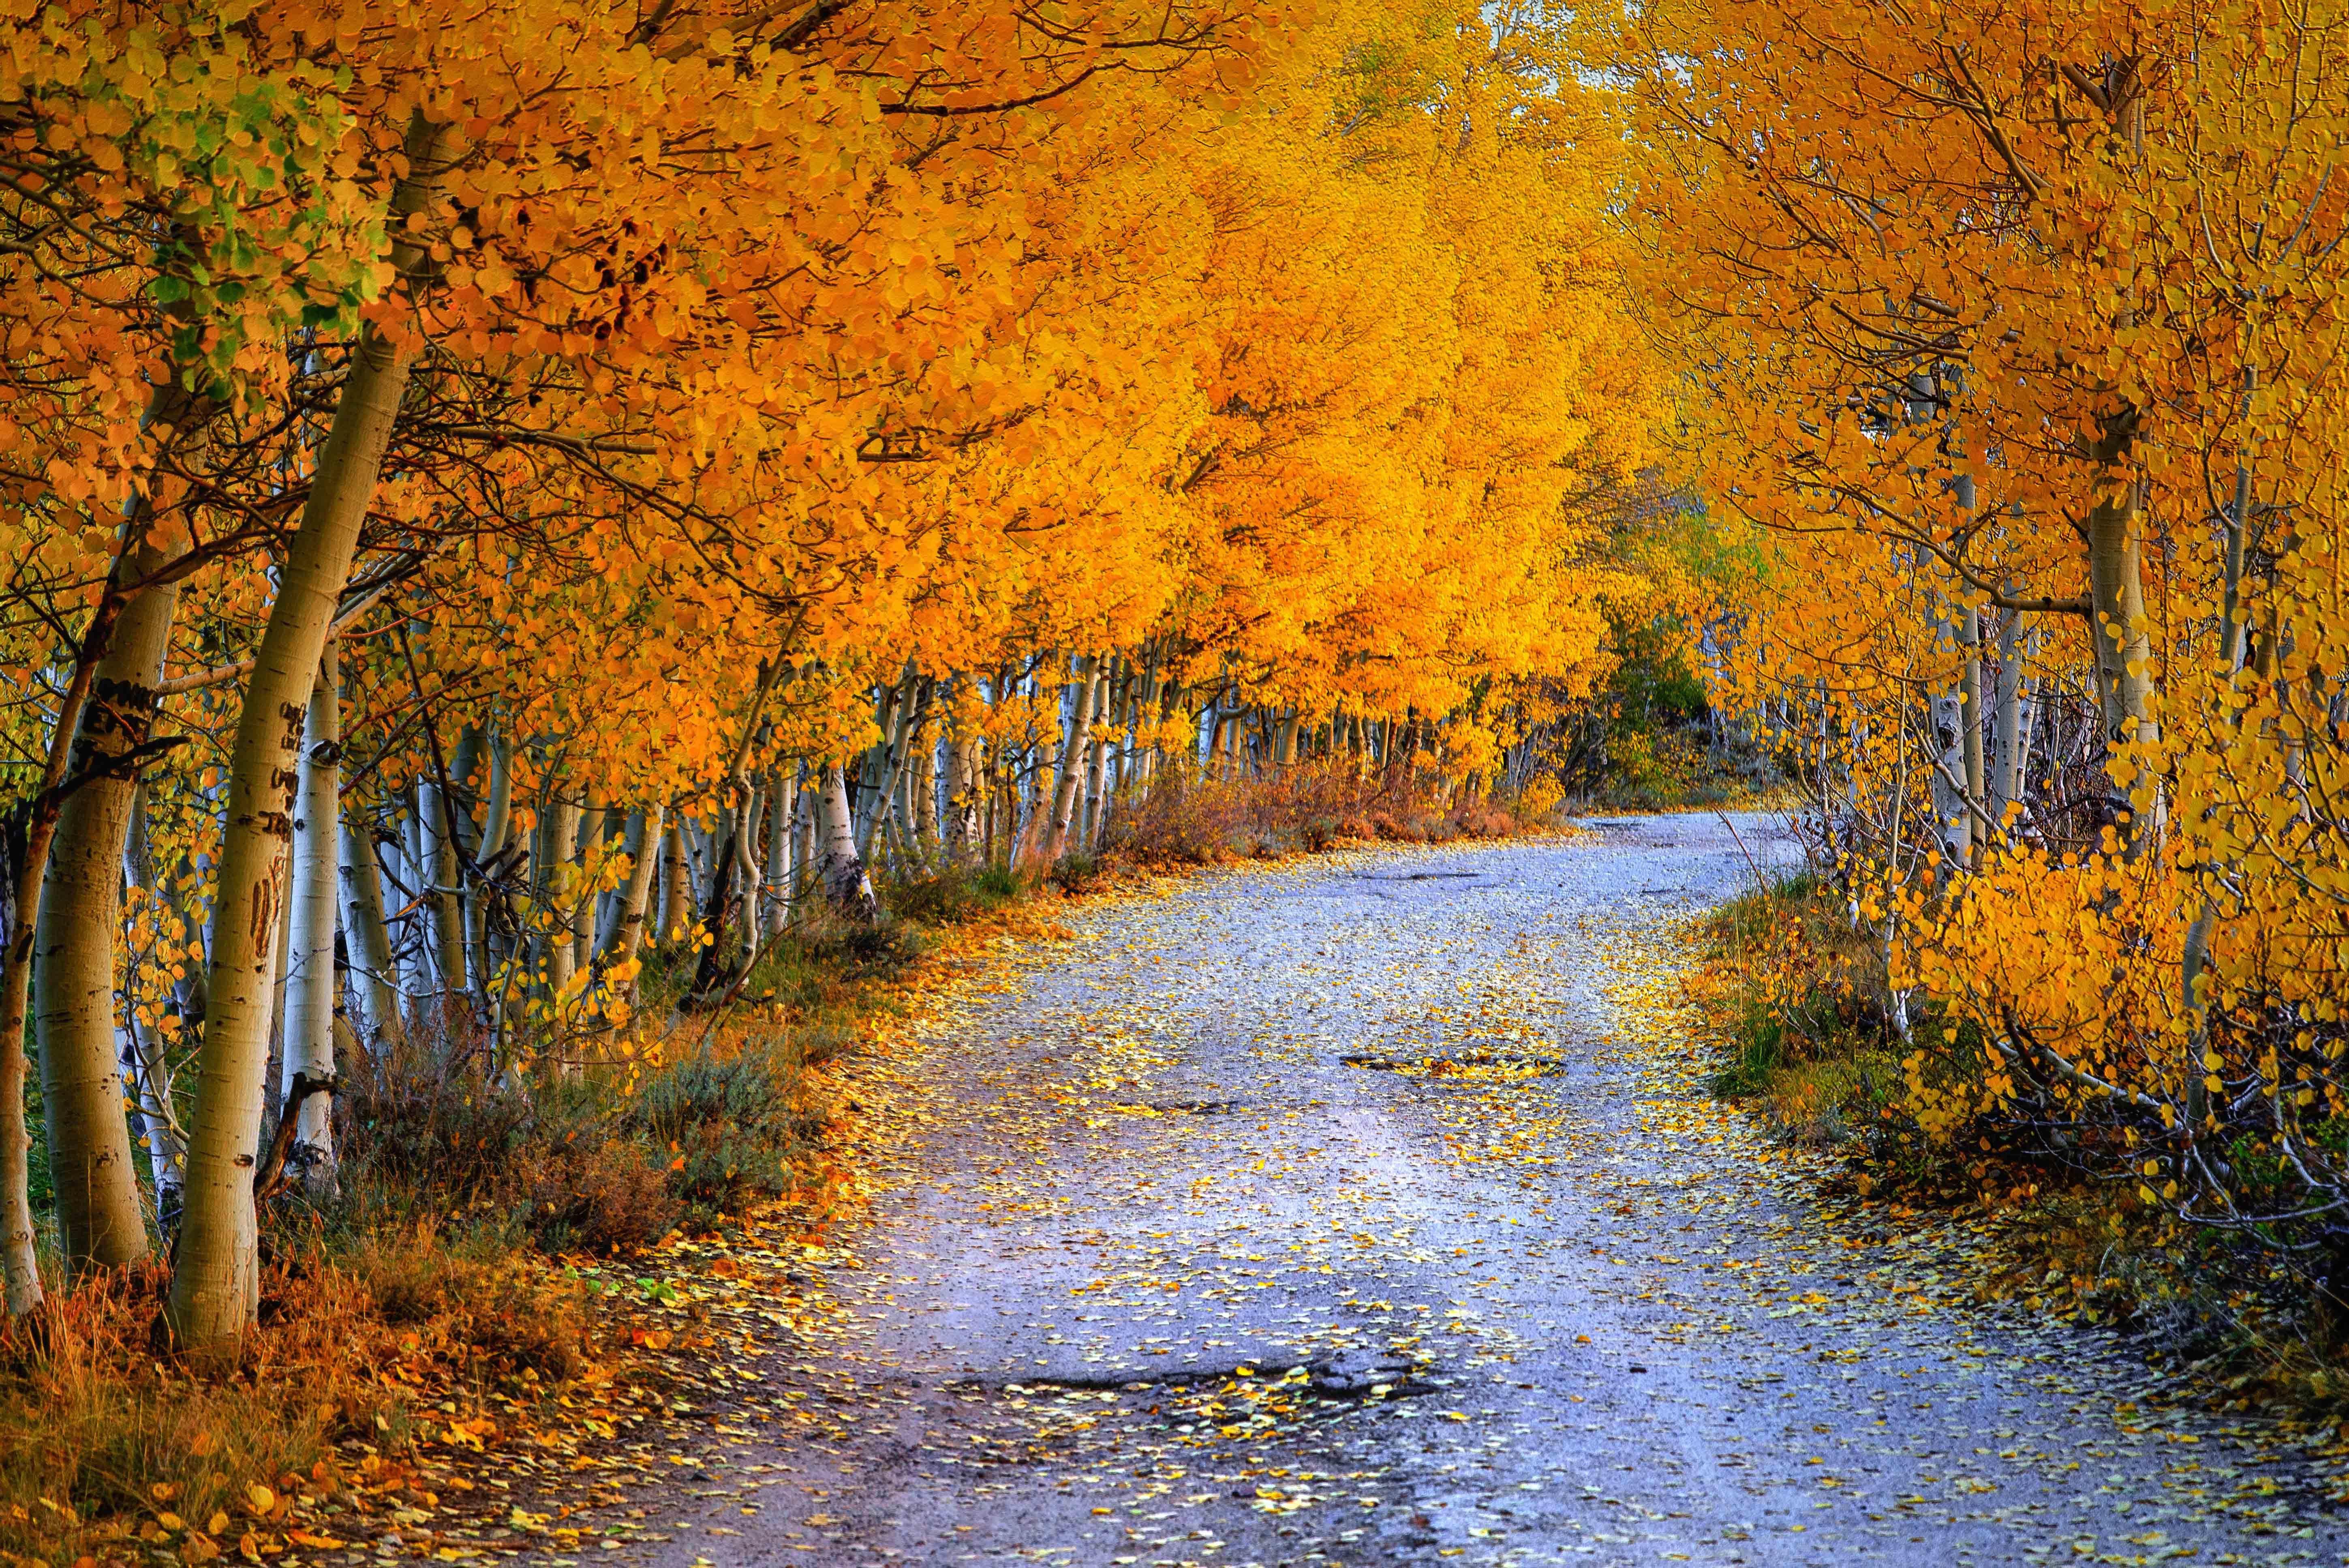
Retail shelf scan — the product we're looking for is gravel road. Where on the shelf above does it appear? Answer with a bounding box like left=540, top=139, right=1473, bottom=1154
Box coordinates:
left=632, top=816, right=2349, bottom=1568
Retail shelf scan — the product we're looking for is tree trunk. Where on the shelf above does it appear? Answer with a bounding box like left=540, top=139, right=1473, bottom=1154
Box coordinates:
left=763, top=774, right=794, bottom=940
left=467, top=724, right=513, bottom=1014
left=2086, top=478, right=2157, bottom=848
left=660, top=818, right=690, bottom=944
left=1081, top=660, right=1112, bottom=850
left=571, top=794, right=604, bottom=980
left=791, top=777, right=817, bottom=912
left=167, top=110, right=458, bottom=1357
left=280, top=641, right=340, bottom=1197
left=422, top=778, right=466, bottom=999
left=1046, top=656, right=1097, bottom=861
left=339, top=812, right=404, bottom=1053
left=611, top=802, right=663, bottom=957
left=121, top=784, right=185, bottom=1229
left=816, top=763, right=878, bottom=920
left=945, top=722, right=981, bottom=863
left=911, top=727, right=940, bottom=865
left=539, top=792, right=583, bottom=1018
left=1990, top=610, right=2031, bottom=827
left=34, top=550, right=183, bottom=1277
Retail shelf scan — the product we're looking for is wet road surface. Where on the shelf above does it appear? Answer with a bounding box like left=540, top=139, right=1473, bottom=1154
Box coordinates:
left=626, top=817, right=2349, bottom=1567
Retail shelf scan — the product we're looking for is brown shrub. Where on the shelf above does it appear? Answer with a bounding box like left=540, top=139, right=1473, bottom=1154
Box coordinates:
left=517, top=1136, right=680, bottom=1256
left=1104, top=761, right=1514, bottom=865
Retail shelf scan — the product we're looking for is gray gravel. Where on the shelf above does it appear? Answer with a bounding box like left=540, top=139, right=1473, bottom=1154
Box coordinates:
left=635, top=815, right=2349, bottom=1567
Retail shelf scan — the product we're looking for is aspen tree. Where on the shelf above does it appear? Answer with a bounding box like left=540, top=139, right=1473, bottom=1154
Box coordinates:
left=280, top=641, right=341, bottom=1196
left=1046, top=656, right=1098, bottom=860
left=166, top=113, right=462, bottom=1355
left=816, top=764, right=878, bottom=919
left=338, top=814, right=404, bottom=1051
left=33, top=542, right=186, bottom=1275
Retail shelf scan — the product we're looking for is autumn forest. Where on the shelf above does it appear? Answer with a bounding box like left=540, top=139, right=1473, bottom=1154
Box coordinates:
left=4, top=0, right=2349, bottom=1559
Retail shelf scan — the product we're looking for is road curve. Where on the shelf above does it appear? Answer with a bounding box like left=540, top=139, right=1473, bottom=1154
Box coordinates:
left=632, top=815, right=2347, bottom=1568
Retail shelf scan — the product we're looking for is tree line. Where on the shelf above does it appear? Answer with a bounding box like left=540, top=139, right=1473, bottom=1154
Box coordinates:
left=0, top=0, right=1675, bottom=1354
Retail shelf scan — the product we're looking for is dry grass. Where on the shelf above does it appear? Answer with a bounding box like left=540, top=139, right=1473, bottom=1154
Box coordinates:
left=0, top=1232, right=591, bottom=1567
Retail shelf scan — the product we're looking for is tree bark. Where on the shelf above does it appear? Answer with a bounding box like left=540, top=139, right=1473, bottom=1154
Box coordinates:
left=660, top=818, right=690, bottom=944
left=167, top=111, right=458, bottom=1356
left=280, top=641, right=340, bottom=1196
left=34, top=548, right=183, bottom=1277
left=1046, top=656, right=1097, bottom=861
left=1990, top=609, right=2031, bottom=827
left=816, top=763, right=877, bottom=920
left=338, top=811, right=404, bottom=1053
left=763, top=775, right=794, bottom=939
left=2086, top=477, right=2157, bottom=846
left=539, top=790, right=584, bottom=1020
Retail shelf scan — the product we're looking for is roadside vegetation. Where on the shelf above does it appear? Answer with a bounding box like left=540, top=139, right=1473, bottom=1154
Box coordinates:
left=1701, top=865, right=2349, bottom=1418
left=0, top=757, right=1569, bottom=1568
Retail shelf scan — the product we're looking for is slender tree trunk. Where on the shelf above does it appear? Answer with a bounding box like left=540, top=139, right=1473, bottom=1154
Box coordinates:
left=1081, top=660, right=1111, bottom=850
left=791, top=775, right=817, bottom=912
left=816, top=763, right=877, bottom=920
left=945, top=722, right=981, bottom=863
left=1990, top=610, right=2031, bottom=827
left=422, top=778, right=466, bottom=999
left=911, top=727, right=940, bottom=865
left=855, top=673, right=910, bottom=863
left=2086, top=479, right=2157, bottom=847
left=466, top=724, right=512, bottom=1012
left=539, top=792, right=583, bottom=1017
left=167, top=110, right=459, bottom=1357
left=660, top=818, right=690, bottom=943
left=608, top=804, right=663, bottom=968
left=280, top=641, right=340, bottom=1196
left=1046, top=656, right=1096, bottom=861
left=571, top=794, right=604, bottom=980
left=763, top=775, right=794, bottom=940
left=34, top=551, right=184, bottom=1277
left=339, top=811, right=403, bottom=1053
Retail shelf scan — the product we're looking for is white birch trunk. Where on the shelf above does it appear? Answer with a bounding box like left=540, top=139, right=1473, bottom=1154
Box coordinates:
left=572, top=795, right=604, bottom=980
left=338, top=813, right=404, bottom=1053
left=34, top=549, right=182, bottom=1274
left=817, top=763, right=877, bottom=919
left=540, top=793, right=583, bottom=1017
left=1990, top=610, right=2032, bottom=829
left=608, top=804, right=663, bottom=969
left=167, top=111, right=459, bottom=1354
left=763, top=774, right=794, bottom=940
left=280, top=640, right=340, bottom=1196
left=944, top=721, right=981, bottom=863
left=1046, top=656, right=1097, bottom=861
left=661, top=818, right=690, bottom=944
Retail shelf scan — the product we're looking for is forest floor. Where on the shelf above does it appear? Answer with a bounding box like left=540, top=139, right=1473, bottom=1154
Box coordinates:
left=461, top=817, right=2349, bottom=1567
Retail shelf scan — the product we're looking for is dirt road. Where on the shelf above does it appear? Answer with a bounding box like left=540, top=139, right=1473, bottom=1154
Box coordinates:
left=620, top=817, right=2347, bottom=1567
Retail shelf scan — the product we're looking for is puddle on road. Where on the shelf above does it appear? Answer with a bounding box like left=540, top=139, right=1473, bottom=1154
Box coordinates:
left=1341, top=1049, right=1563, bottom=1079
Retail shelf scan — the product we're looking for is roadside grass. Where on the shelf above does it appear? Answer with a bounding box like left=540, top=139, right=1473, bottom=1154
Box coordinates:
left=1699, top=869, right=2349, bottom=1426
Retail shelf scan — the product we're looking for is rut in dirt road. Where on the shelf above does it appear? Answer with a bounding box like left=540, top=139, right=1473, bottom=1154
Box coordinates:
left=618, top=816, right=2349, bottom=1568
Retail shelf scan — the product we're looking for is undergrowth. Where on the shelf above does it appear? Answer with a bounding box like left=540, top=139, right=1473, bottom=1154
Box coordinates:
left=1699, top=867, right=2349, bottom=1423
left=1103, top=761, right=1532, bottom=868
